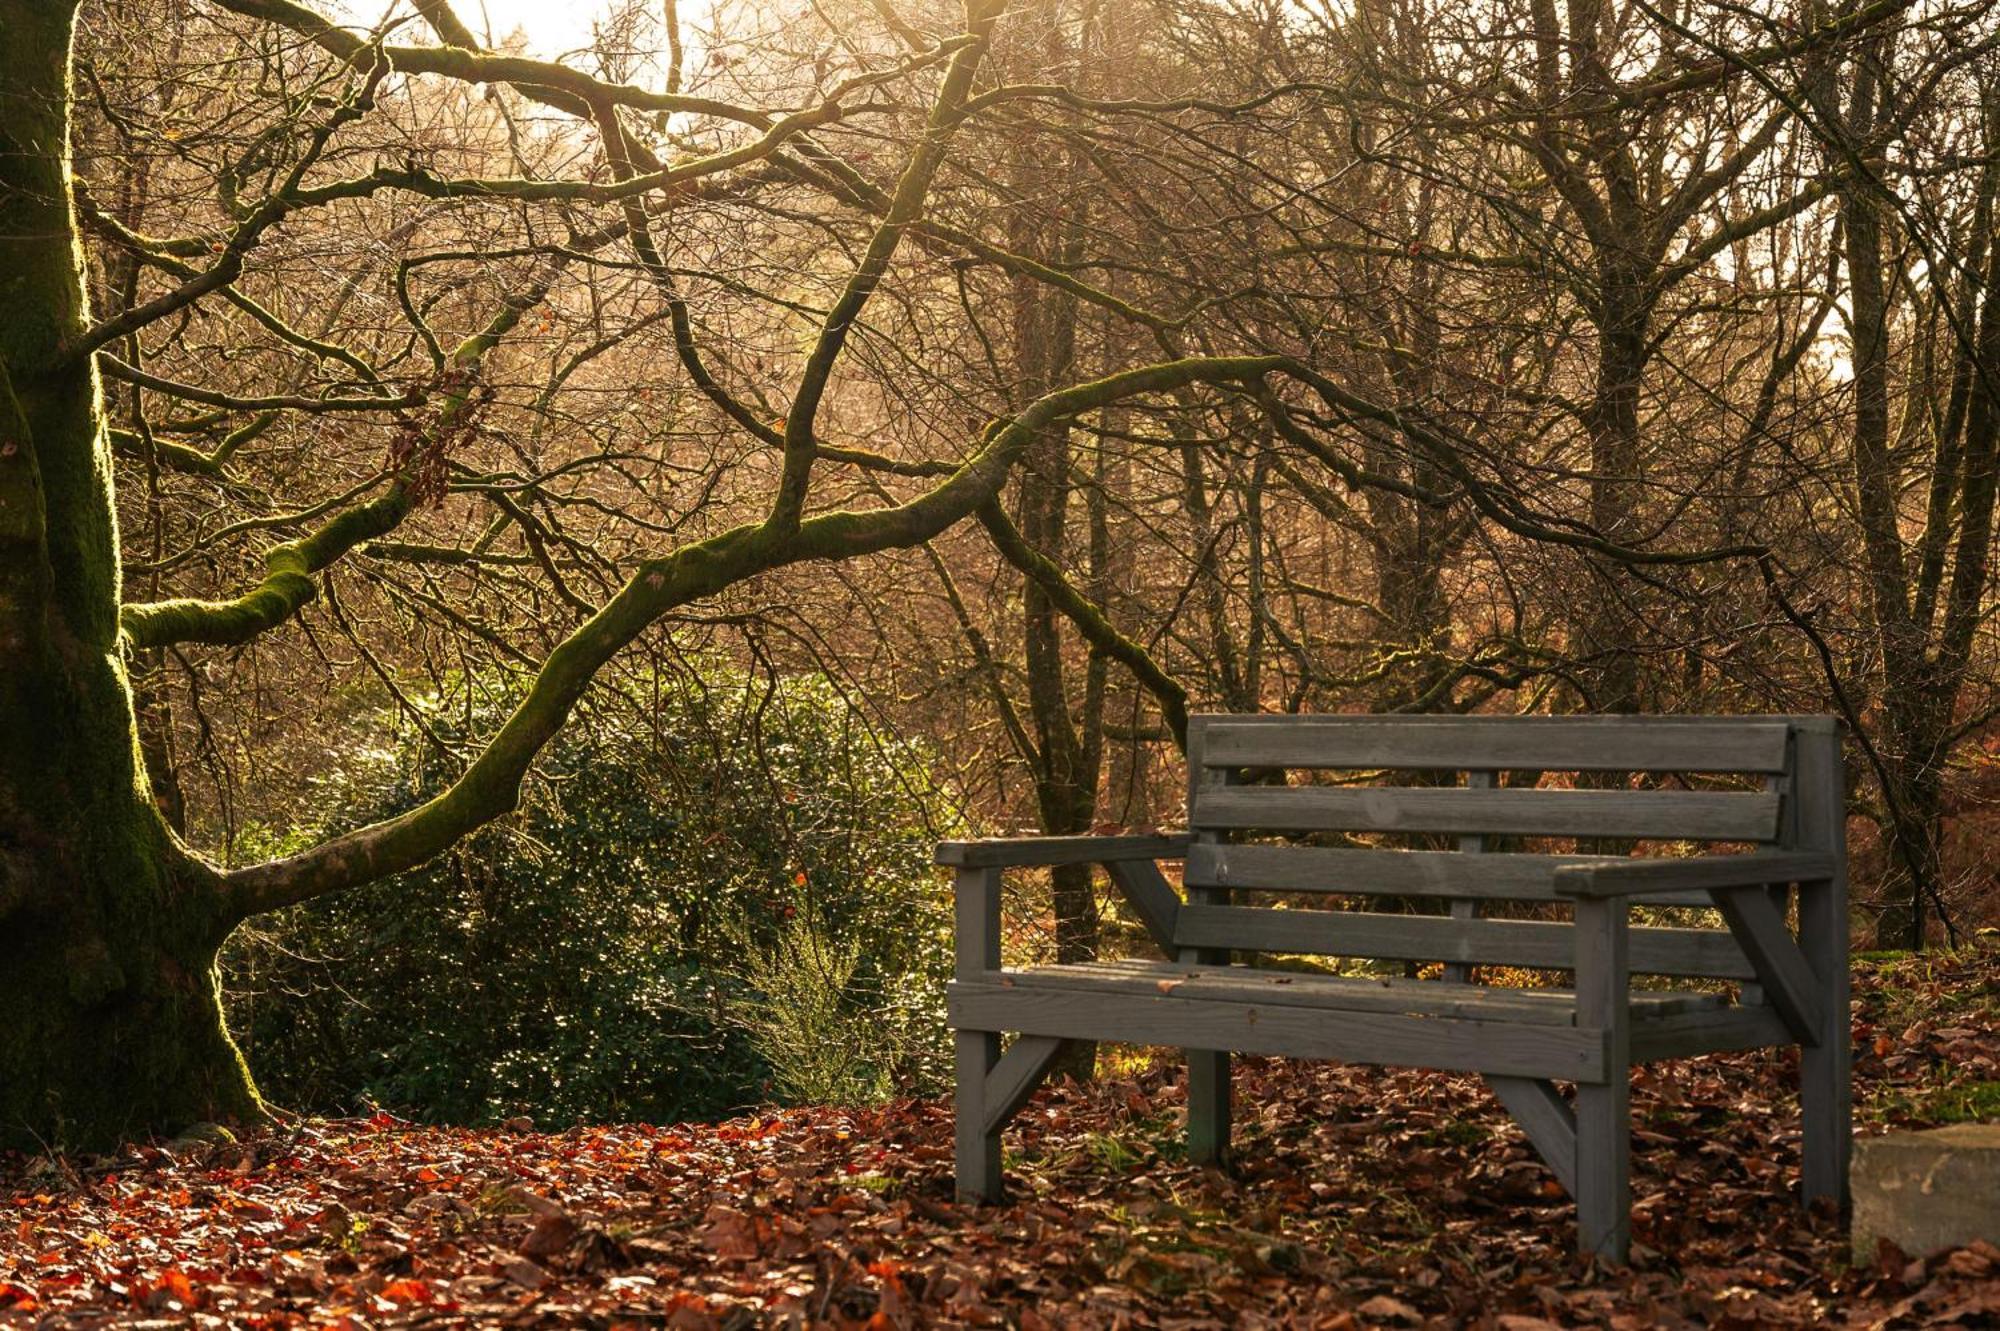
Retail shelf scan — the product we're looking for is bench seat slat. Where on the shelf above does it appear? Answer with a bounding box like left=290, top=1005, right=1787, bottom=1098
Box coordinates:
left=1173, top=905, right=1757, bottom=979
left=948, top=979, right=1609, bottom=1081
left=998, top=960, right=1727, bottom=1024
left=1192, top=786, right=1780, bottom=842
left=1196, top=715, right=1792, bottom=773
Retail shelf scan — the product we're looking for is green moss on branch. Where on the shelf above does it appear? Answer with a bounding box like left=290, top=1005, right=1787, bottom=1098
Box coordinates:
left=977, top=499, right=1190, bottom=747
left=119, top=488, right=411, bottom=649
left=222, top=353, right=1283, bottom=920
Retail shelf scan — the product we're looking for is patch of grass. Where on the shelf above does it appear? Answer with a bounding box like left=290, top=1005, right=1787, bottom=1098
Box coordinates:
left=1084, top=1130, right=1146, bottom=1172
left=1096, top=1043, right=1171, bottom=1079
left=1869, top=1079, right=2000, bottom=1127
left=1932, top=1081, right=2000, bottom=1122
left=473, top=1183, right=530, bottom=1217
left=1429, top=1120, right=1490, bottom=1149
left=1863, top=947, right=2000, bottom=1032
left=1089, top=1200, right=1279, bottom=1297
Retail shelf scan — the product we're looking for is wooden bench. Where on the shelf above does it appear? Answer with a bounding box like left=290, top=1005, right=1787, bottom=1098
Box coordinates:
left=940, top=714, right=1850, bottom=1261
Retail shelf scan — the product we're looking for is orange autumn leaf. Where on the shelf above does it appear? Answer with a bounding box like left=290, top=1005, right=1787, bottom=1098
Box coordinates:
left=378, top=1278, right=435, bottom=1305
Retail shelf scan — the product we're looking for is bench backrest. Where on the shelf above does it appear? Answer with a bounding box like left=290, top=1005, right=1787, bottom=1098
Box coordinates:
left=1175, top=714, right=1843, bottom=980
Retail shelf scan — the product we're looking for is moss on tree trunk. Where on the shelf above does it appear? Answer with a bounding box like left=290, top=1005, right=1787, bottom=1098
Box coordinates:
left=0, top=0, right=261, bottom=1151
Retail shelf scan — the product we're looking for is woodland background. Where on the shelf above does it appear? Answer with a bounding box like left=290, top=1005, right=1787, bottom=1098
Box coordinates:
left=48, top=0, right=2000, bottom=1127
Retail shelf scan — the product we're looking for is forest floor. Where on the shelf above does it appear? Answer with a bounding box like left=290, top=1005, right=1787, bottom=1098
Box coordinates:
left=4, top=947, right=1998, bottom=1330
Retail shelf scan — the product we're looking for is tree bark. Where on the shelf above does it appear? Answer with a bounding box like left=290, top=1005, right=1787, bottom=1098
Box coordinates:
left=0, top=0, right=262, bottom=1149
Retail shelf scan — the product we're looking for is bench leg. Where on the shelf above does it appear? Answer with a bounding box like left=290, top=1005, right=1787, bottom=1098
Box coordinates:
left=955, top=1029, right=1002, bottom=1202
left=1575, top=1071, right=1630, bottom=1261
left=1799, top=883, right=1851, bottom=1208
left=1800, top=1040, right=1849, bottom=1209
left=1187, top=1049, right=1230, bottom=1164
left=1795, top=724, right=1851, bottom=1210
left=1574, top=896, right=1630, bottom=1262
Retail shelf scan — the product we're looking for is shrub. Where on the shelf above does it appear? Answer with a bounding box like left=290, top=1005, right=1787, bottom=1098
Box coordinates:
left=225, top=664, right=959, bottom=1126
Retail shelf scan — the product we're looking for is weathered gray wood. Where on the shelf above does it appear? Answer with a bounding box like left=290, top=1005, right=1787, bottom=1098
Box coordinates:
left=955, top=1030, right=1001, bottom=1201
left=1172, top=904, right=1757, bottom=979
left=1712, top=885, right=1824, bottom=1044
left=1187, top=1049, right=1230, bottom=1165
left=981, top=1035, right=1070, bottom=1137
left=1183, top=717, right=1233, bottom=1163
left=1186, top=843, right=1730, bottom=904
left=948, top=981, right=1610, bottom=1081
left=1445, top=772, right=1492, bottom=983
left=955, top=866, right=1002, bottom=976
left=1196, top=715, right=1793, bottom=773
left=937, top=833, right=1191, bottom=868
left=997, top=959, right=1727, bottom=1023
left=1487, top=1075, right=1579, bottom=1198
left=942, top=713, right=1851, bottom=1258
left=1187, top=843, right=1595, bottom=898
left=1573, top=897, right=1631, bottom=1261
left=1551, top=851, right=1837, bottom=897
left=1627, top=1003, right=1792, bottom=1061
left=1792, top=720, right=1851, bottom=1208
left=1106, top=859, right=1183, bottom=954
left=1193, top=786, right=1781, bottom=842
left=954, top=866, right=1004, bottom=1201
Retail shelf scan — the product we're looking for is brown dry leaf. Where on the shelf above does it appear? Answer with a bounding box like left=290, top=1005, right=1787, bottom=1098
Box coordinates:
left=0, top=949, right=1990, bottom=1329
left=1355, top=1293, right=1422, bottom=1324
left=518, top=1210, right=578, bottom=1259
left=696, top=1204, right=759, bottom=1261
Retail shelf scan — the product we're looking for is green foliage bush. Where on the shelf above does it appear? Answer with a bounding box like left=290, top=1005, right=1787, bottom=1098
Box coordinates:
left=225, top=666, right=959, bottom=1127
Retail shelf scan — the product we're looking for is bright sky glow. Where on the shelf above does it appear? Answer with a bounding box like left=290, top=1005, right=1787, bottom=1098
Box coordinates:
left=460, top=0, right=614, bottom=55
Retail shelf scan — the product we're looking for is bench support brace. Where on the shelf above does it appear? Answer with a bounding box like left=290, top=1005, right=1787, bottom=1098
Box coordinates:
left=1486, top=1075, right=1578, bottom=1198
left=1713, top=885, right=1824, bottom=1045
left=980, top=1035, right=1071, bottom=1137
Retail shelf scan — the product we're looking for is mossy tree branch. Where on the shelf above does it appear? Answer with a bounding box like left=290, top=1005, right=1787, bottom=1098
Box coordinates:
left=975, top=498, right=1192, bottom=749
left=118, top=253, right=568, bottom=649
left=218, top=354, right=1286, bottom=920
left=118, top=487, right=412, bottom=649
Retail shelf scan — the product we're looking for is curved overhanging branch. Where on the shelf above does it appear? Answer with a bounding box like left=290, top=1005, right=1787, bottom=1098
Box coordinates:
left=118, top=252, right=570, bottom=649
left=209, top=0, right=787, bottom=126
left=196, top=345, right=1777, bottom=925
left=120, top=485, right=410, bottom=649
left=216, top=353, right=1285, bottom=921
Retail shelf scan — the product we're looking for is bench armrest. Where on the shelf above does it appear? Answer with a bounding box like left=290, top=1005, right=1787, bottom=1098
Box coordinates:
left=936, top=833, right=1191, bottom=868
left=945, top=836, right=1189, bottom=964
left=1551, top=852, right=1839, bottom=899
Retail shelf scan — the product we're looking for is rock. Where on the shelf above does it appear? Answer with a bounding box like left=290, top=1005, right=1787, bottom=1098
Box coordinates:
left=161, top=1122, right=237, bottom=1158
left=1852, top=1123, right=2000, bottom=1261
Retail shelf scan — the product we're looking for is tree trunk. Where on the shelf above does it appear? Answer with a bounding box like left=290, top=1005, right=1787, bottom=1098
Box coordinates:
left=1580, top=258, right=1651, bottom=715
left=0, top=0, right=260, bottom=1150
left=1873, top=751, right=1945, bottom=951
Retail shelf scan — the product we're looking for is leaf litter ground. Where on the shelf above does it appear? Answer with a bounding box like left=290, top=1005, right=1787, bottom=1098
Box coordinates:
left=4, top=948, right=1997, bottom=1329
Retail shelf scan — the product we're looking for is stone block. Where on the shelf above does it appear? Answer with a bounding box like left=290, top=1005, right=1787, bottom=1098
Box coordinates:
left=1852, top=1123, right=2000, bottom=1261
